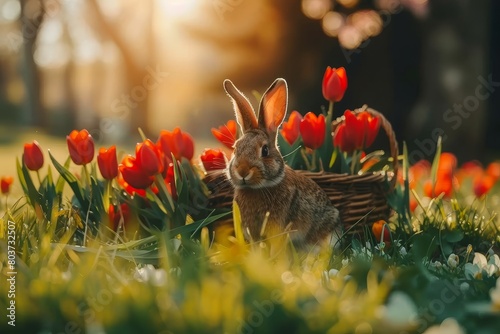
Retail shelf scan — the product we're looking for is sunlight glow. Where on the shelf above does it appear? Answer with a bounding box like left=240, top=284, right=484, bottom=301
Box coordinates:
left=1, top=0, right=21, bottom=22
left=159, top=0, right=202, bottom=18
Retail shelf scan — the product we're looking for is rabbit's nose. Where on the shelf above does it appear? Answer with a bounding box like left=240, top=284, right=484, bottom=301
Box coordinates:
left=235, top=166, right=253, bottom=182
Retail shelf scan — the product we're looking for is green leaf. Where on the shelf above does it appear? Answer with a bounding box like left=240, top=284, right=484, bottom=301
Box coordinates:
left=411, top=233, right=438, bottom=261
left=55, top=157, right=71, bottom=195
left=170, top=211, right=230, bottom=237
left=403, top=142, right=411, bottom=224
left=319, top=103, right=335, bottom=172
left=329, top=148, right=338, bottom=168
left=49, top=150, right=85, bottom=206
left=278, top=134, right=303, bottom=169
left=232, top=200, right=245, bottom=244
left=16, top=157, right=42, bottom=207
left=444, top=229, right=464, bottom=243
left=430, top=136, right=442, bottom=191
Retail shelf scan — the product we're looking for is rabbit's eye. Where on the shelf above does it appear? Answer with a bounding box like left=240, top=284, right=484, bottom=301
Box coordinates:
left=261, top=144, right=269, bottom=157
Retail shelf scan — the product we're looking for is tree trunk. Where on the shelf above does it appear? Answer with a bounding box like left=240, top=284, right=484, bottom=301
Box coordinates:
left=19, top=0, right=45, bottom=127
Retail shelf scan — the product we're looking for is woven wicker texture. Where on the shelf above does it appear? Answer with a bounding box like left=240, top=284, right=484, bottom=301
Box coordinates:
left=204, top=105, right=398, bottom=235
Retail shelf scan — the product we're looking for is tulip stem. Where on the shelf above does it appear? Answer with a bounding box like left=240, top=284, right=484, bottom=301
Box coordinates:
left=82, top=164, right=91, bottom=189
left=311, top=149, right=317, bottom=171
left=36, top=170, right=42, bottom=185
left=328, top=101, right=334, bottom=118
left=154, top=174, right=175, bottom=215
left=351, top=150, right=359, bottom=175
left=300, top=148, right=312, bottom=171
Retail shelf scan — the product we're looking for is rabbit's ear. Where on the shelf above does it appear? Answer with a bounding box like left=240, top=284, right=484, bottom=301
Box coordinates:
left=258, top=78, right=288, bottom=135
left=224, top=79, right=258, bottom=132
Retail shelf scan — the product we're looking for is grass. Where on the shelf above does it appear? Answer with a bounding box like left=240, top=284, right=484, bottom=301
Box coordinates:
left=1, top=132, right=500, bottom=334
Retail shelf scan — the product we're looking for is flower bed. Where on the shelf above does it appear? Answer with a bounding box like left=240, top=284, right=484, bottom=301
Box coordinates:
left=1, top=67, right=500, bottom=333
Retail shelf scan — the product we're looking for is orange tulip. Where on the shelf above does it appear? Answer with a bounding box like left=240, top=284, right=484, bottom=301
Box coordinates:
left=1, top=176, right=13, bottom=194
left=280, top=111, right=302, bottom=145
left=322, top=66, right=348, bottom=102
left=66, top=129, right=94, bottom=165
left=97, top=146, right=118, bottom=180
left=300, top=112, right=325, bottom=150
left=212, top=120, right=237, bottom=150
left=437, top=152, right=457, bottom=179
left=23, top=140, right=44, bottom=171
left=423, top=177, right=454, bottom=198
left=200, top=149, right=227, bottom=171
left=486, top=161, right=500, bottom=182
left=372, top=220, right=391, bottom=246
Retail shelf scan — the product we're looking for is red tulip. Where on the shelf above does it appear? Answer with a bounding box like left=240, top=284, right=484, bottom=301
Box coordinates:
left=372, top=220, right=391, bottom=246
left=97, top=146, right=118, bottom=180
left=300, top=112, right=326, bottom=150
left=200, top=149, right=227, bottom=171
left=333, top=110, right=380, bottom=153
left=108, top=203, right=131, bottom=231
left=136, top=139, right=164, bottom=176
left=66, top=129, right=94, bottom=165
left=280, top=111, right=302, bottom=145
left=117, top=173, right=147, bottom=197
left=23, top=140, right=44, bottom=171
left=212, top=120, right=237, bottom=149
left=322, top=66, right=348, bottom=102
left=1, top=176, right=13, bottom=194
left=473, top=173, right=495, bottom=198
left=358, top=111, right=380, bottom=148
left=157, top=127, right=195, bottom=162
left=119, top=155, right=155, bottom=189
left=164, top=163, right=177, bottom=200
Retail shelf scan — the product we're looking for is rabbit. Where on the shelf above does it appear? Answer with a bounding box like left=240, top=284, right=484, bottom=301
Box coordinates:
left=223, top=78, right=341, bottom=248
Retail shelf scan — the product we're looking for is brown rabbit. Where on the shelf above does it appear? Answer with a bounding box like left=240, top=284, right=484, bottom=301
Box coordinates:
left=223, top=78, right=341, bottom=247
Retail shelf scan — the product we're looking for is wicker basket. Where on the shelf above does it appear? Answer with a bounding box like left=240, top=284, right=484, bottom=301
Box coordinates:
left=203, top=105, right=399, bottom=235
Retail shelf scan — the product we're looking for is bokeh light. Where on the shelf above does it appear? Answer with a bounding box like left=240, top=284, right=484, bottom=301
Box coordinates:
left=1, top=0, right=21, bottom=22
left=337, top=0, right=359, bottom=9
left=301, top=0, right=331, bottom=20
left=338, top=24, right=363, bottom=49
left=322, top=11, right=344, bottom=37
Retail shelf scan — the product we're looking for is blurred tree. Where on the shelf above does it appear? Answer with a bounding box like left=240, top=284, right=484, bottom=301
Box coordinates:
left=87, top=0, right=156, bottom=136
left=19, top=0, right=45, bottom=127
left=405, top=0, right=490, bottom=162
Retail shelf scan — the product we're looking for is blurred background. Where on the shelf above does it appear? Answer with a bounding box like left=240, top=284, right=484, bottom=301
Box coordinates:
left=0, top=0, right=499, bottom=173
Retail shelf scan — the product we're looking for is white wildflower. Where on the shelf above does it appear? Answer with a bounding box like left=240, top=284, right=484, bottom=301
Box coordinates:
left=431, top=261, right=443, bottom=270
left=400, top=246, right=407, bottom=256
left=447, top=254, right=459, bottom=268
left=490, top=277, right=500, bottom=309
left=381, top=291, right=418, bottom=326
left=459, top=282, right=470, bottom=293
left=134, top=264, right=167, bottom=286
left=464, top=252, right=500, bottom=280
left=328, top=269, right=339, bottom=277
left=421, top=318, right=465, bottom=334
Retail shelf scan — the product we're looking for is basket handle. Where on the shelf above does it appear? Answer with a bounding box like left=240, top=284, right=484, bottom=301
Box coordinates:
left=331, top=105, right=399, bottom=190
